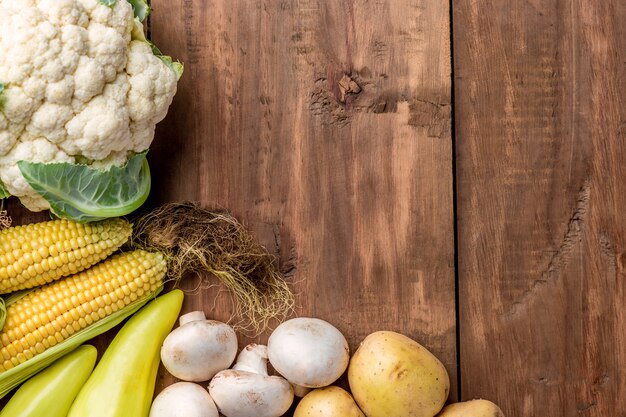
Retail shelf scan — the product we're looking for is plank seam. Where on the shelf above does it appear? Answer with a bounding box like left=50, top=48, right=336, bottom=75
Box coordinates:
left=449, top=0, right=462, bottom=403
left=146, top=0, right=152, bottom=41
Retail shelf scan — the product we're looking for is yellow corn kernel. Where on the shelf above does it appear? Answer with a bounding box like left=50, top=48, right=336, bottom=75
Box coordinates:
left=0, top=250, right=166, bottom=372
left=0, top=218, right=132, bottom=293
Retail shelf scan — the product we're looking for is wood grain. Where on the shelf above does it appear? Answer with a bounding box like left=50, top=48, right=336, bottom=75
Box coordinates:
left=454, top=0, right=626, bottom=414
left=148, top=0, right=456, bottom=400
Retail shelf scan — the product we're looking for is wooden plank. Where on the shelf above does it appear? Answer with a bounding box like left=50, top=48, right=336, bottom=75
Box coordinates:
left=454, top=0, right=626, bottom=414
left=149, top=0, right=456, bottom=399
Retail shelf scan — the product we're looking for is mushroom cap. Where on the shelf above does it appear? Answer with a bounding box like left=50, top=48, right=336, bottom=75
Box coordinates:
left=149, top=382, right=219, bottom=417
left=161, top=316, right=238, bottom=382
left=208, top=370, right=294, bottom=417
left=267, top=317, right=350, bottom=388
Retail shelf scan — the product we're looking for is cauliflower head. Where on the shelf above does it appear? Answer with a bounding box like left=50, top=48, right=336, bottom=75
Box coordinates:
left=0, top=0, right=180, bottom=212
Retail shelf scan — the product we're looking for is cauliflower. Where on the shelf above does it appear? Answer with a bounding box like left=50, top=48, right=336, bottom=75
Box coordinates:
left=0, top=0, right=180, bottom=213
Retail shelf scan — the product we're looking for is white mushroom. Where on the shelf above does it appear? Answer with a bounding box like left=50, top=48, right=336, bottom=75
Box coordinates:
left=161, top=311, right=238, bottom=382
left=267, top=317, right=349, bottom=396
left=149, top=382, right=219, bottom=417
left=208, top=344, right=294, bottom=417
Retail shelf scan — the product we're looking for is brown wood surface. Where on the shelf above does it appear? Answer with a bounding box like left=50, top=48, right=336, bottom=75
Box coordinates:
left=454, top=0, right=626, bottom=415
left=147, top=0, right=456, bottom=403
left=5, top=0, right=625, bottom=414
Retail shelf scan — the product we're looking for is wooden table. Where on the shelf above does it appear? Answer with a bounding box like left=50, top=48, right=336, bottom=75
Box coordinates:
left=8, top=0, right=625, bottom=415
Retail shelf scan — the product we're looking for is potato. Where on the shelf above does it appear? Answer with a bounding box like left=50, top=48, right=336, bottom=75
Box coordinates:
left=348, top=331, right=449, bottom=417
left=437, top=399, right=504, bottom=417
left=294, top=386, right=365, bottom=417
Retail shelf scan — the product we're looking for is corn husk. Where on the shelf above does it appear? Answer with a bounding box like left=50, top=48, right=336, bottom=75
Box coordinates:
left=0, top=287, right=161, bottom=398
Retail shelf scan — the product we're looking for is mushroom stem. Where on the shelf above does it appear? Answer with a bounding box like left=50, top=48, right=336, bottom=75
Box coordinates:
left=291, top=383, right=312, bottom=397
left=209, top=345, right=295, bottom=417
left=179, top=311, right=206, bottom=326
left=232, top=344, right=269, bottom=376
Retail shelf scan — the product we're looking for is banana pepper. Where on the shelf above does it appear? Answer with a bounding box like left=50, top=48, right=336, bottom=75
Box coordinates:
left=0, top=345, right=97, bottom=417
left=68, top=289, right=184, bottom=417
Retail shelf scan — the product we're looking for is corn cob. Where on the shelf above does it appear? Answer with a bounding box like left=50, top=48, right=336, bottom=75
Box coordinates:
left=0, top=218, right=131, bottom=294
left=0, top=249, right=166, bottom=373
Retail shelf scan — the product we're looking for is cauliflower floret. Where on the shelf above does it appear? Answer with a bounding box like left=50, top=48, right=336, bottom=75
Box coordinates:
left=46, top=75, right=75, bottom=104
left=73, top=56, right=106, bottom=101
left=127, top=41, right=178, bottom=152
left=38, top=0, right=89, bottom=27
left=65, top=78, right=132, bottom=159
left=0, top=0, right=178, bottom=211
left=88, top=22, right=129, bottom=81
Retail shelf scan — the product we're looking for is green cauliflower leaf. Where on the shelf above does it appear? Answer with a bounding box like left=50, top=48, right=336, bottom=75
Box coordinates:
left=128, top=0, right=151, bottom=22
left=0, top=83, right=6, bottom=112
left=0, top=183, right=10, bottom=199
left=17, top=152, right=151, bottom=223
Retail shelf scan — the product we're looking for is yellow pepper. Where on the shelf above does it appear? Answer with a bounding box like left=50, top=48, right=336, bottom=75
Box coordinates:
left=68, top=290, right=184, bottom=417
left=0, top=345, right=97, bottom=417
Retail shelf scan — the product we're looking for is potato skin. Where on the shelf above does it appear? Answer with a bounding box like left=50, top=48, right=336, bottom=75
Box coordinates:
left=437, top=399, right=504, bottom=417
left=294, top=386, right=365, bottom=417
left=348, top=331, right=450, bottom=417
